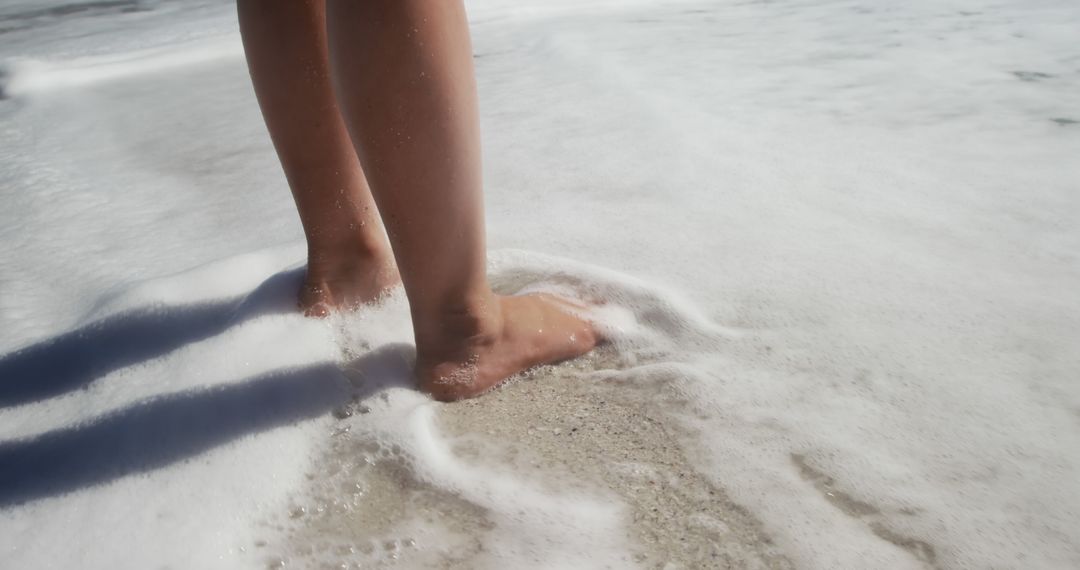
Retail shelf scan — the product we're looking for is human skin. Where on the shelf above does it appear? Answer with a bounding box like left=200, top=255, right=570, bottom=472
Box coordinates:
left=239, top=0, right=598, bottom=400
left=237, top=0, right=399, bottom=317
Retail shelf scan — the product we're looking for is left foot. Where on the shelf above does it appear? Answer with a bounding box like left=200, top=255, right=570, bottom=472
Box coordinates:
left=300, top=246, right=400, bottom=317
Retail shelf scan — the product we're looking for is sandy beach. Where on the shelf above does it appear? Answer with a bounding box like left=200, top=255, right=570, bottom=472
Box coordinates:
left=2, top=0, right=1079, bottom=568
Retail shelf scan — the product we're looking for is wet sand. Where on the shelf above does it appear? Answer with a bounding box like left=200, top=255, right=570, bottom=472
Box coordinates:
left=266, top=346, right=793, bottom=570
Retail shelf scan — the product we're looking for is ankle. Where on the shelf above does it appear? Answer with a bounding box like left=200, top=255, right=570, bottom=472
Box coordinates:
left=413, top=292, right=503, bottom=360
left=306, top=238, right=392, bottom=276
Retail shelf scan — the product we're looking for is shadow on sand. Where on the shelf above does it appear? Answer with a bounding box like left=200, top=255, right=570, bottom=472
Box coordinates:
left=0, top=269, right=304, bottom=409
left=0, top=344, right=415, bottom=508
left=0, top=268, right=419, bottom=507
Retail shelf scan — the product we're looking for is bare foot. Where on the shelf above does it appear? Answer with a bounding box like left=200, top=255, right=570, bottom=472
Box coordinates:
left=416, top=293, right=600, bottom=401
left=299, top=246, right=401, bottom=317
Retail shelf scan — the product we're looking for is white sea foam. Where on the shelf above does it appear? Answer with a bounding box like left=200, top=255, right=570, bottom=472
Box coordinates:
left=1, top=0, right=1079, bottom=569
left=0, top=39, right=241, bottom=97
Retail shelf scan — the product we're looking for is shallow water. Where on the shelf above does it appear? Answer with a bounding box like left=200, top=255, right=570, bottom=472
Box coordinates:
left=2, top=0, right=1079, bottom=568
left=280, top=346, right=794, bottom=570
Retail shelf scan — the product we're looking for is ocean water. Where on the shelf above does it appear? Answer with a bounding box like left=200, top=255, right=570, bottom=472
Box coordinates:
left=1, top=0, right=1078, bottom=568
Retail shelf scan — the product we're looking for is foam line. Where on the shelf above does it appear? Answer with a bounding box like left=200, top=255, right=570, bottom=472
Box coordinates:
left=0, top=38, right=241, bottom=98
left=402, top=403, right=630, bottom=567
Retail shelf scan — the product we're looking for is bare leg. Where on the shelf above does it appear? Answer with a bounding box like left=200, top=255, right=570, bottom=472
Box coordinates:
left=238, top=0, right=399, bottom=316
left=326, top=0, right=598, bottom=400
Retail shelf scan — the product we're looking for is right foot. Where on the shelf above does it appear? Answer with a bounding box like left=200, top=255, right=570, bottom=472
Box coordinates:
left=299, top=247, right=400, bottom=317
left=416, top=293, right=600, bottom=401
